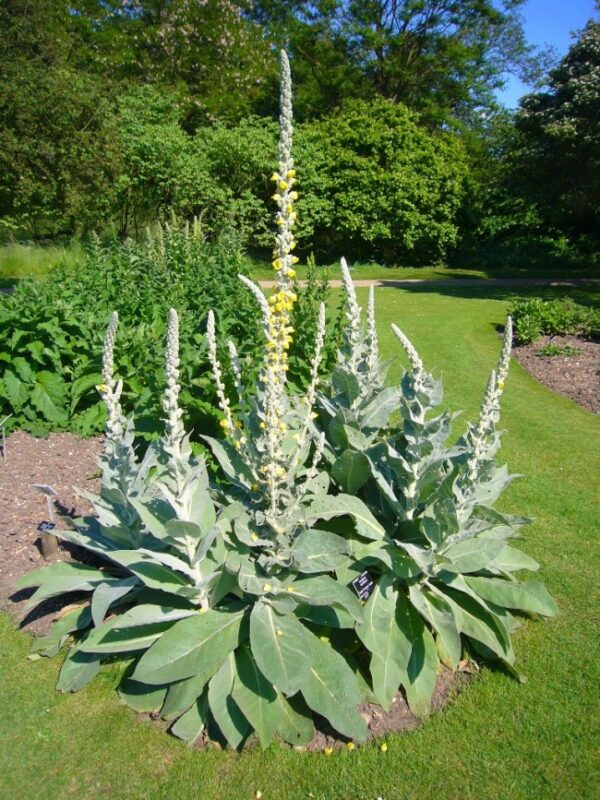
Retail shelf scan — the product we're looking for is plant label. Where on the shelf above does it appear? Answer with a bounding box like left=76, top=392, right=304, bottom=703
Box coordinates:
left=37, top=521, right=56, bottom=532
left=350, top=570, right=375, bottom=601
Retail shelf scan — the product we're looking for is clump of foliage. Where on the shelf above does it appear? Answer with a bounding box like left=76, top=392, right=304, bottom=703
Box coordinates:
left=18, top=51, right=557, bottom=751
left=537, top=343, right=581, bottom=358
left=0, top=222, right=339, bottom=438
left=509, top=297, right=600, bottom=345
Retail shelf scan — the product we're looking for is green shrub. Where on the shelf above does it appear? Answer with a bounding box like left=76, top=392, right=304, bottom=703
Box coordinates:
left=510, top=297, right=600, bottom=344
left=296, top=99, right=468, bottom=263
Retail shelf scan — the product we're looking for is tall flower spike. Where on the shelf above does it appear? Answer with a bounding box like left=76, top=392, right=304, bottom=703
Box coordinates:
left=340, top=257, right=362, bottom=363
left=162, top=308, right=184, bottom=448
left=391, top=323, right=424, bottom=378
left=496, top=316, right=513, bottom=391
left=100, top=311, right=124, bottom=439
left=366, top=285, right=379, bottom=374
left=206, top=310, right=236, bottom=439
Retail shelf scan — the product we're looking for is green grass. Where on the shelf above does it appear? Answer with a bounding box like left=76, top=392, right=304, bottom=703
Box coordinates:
left=0, top=242, right=83, bottom=288
left=1, top=286, right=599, bottom=800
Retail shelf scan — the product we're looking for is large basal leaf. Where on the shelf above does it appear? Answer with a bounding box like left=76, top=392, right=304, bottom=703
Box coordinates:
left=162, top=672, right=214, bottom=721
left=277, top=693, right=314, bottom=746
left=304, top=494, right=384, bottom=541
left=441, top=537, right=506, bottom=574
left=408, top=583, right=462, bottom=670
left=80, top=604, right=197, bottom=653
left=465, top=577, right=558, bottom=617
left=90, top=577, right=137, bottom=627
left=170, top=694, right=209, bottom=745
left=30, top=604, right=92, bottom=658
left=56, top=647, right=101, bottom=692
left=490, top=545, right=540, bottom=574
left=118, top=679, right=168, bottom=713
left=133, top=606, right=248, bottom=685
left=395, top=592, right=438, bottom=717
left=30, top=370, right=68, bottom=423
left=291, top=529, right=349, bottom=573
left=249, top=600, right=310, bottom=695
left=208, top=653, right=251, bottom=749
left=286, top=575, right=363, bottom=623
left=17, top=563, right=108, bottom=612
left=356, top=575, right=411, bottom=710
left=232, top=643, right=281, bottom=749
left=299, top=631, right=367, bottom=742
left=440, top=584, right=514, bottom=663
left=331, top=450, right=371, bottom=494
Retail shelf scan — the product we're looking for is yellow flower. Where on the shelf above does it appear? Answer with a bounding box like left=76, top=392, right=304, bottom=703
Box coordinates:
left=310, top=412, right=318, bottom=419
left=288, top=269, right=296, bottom=278
left=497, top=380, right=505, bottom=389
left=286, top=586, right=294, bottom=592
left=324, top=747, right=333, bottom=756
left=199, top=607, right=208, bottom=614
left=96, top=383, right=108, bottom=393
left=289, top=191, right=299, bottom=200
left=233, top=440, right=241, bottom=450
left=271, top=193, right=281, bottom=201
left=346, top=742, right=355, bottom=750
left=289, top=241, right=297, bottom=250
left=259, top=421, right=266, bottom=429
left=263, top=583, right=272, bottom=592
left=251, top=483, right=259, bottom=492
left=287, top=169, right=296, bottom=178
left=276, top=629, right=284, bottom=637
left=291, top=255, right=299, bottom=264
left=278, top=180, right=288, bottom=191
left=219, top=419, right=230, bottom=430
left=272, top=258, right=282, bottom=270
left=271, top=172, right=280, bottom=182
left=380, top=743, right=388, bottom=753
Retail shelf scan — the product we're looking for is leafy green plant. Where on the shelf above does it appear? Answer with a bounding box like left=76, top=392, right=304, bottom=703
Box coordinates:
left=510, top=297, right=599, bottom=344
left=0, top=220, right=337, bottom=438
left=537, top=342, right=581, bottom=357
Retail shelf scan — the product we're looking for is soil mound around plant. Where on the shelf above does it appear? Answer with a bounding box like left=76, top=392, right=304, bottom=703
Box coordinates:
left=512, top=334, right=600, bottom=414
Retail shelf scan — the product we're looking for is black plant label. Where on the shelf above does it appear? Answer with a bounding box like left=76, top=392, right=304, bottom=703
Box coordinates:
left=350, top=570, right=375, bottom=601
left=37, top=521, right=56, bottom=532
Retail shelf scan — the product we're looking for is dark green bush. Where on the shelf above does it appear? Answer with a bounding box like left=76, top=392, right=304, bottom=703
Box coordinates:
left=510, top=297, right=600, bottom=344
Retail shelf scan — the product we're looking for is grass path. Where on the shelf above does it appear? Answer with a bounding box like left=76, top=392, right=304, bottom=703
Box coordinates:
left=1, top=286, right=598, bottom=800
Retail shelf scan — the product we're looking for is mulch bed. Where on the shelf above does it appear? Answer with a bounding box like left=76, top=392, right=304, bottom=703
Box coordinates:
left=513, top=334, right=600, bottom=414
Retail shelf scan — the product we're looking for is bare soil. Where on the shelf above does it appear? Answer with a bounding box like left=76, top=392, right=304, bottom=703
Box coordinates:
left=0, top=430, right=102, bottom=633
left=513, top=334, right=600, bottom=414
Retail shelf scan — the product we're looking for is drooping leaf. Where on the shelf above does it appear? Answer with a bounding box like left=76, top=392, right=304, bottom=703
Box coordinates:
left=357, top=575, right=411, bottom=710
left=232, top=643, right=282, bottom=749
left=133, top=607, right=248, bottom=685
left=408, top=583, right=462, bottom=669
left=171, top=694, right=209, bottom=745
left=299, top=631, right=367, bottom=742
left=90, top=577, right=137, bottom=627
left=286, top=575, right=363, bottom=623
left=208, top=653, right=251, bottom=749
left=442, top=537, right=505, bottom=573
left=465, top=577, right=558, bottom=617
left=118, top=679, right=168, bottom=713
left=249, top=601, right=310, bottom=695
left=56, top=647, right=101, bottom=692
left=277, top=693, right=314, bottom=746
left=395, top=592, right=438, bottom=717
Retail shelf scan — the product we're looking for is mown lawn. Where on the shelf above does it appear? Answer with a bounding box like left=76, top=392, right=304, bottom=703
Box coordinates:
left=1, top=285, right=599, bottom=800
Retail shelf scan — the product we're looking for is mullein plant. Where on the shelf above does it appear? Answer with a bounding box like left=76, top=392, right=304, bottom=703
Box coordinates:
left=17, top=50, right=384, bottom=750
left=317, top=280, right=557, bottom=714
left=16, top=49, right=557, bottom=750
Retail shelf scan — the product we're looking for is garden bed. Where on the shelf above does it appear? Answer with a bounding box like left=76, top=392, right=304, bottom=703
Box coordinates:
left=513, top=334, right=600, bottom=414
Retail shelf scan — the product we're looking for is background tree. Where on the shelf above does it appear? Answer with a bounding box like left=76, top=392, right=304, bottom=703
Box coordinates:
left=514, top=19, right=600, bottom=247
